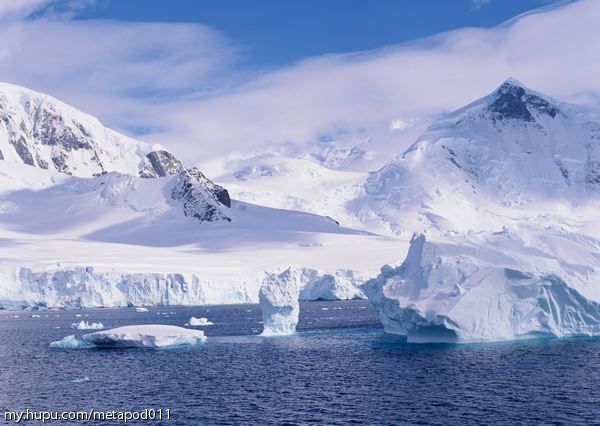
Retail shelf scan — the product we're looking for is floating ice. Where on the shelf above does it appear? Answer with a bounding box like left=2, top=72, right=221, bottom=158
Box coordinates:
left=71, top=320, right=104, bottom=330
left=82, top=325, right=206, bottom=348
left=49, top=335, right=90, bottom=349
left=259, top=268, right=301, bottom=336
left=188, top=317, right=214, bottom=326
left=365, top=233, right=600, bottom=343
left=135, top=307, right=149, bottom=312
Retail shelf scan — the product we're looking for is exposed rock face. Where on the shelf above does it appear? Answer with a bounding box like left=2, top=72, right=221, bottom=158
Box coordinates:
left=0, top=82, right=169, bottom=177
left=139, top=150, right=184, bottom=178
left=488, top=79, right=559, bottom=122
left=171, top=167, right=232, bottom=223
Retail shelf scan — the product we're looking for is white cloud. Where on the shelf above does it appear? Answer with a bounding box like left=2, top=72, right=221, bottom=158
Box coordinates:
left=471, top=0, right=492, bottom=10
left=1, top=0, right=599, bottom=170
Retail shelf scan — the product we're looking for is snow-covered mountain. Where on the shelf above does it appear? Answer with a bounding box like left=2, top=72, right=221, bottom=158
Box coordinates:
left=214, top=154, right=369, bottom=229
left=0, top=82, right=181, bottom=178
left=353, top=78, right=600, bottom=235
left=0, top=81, right=402, bottom=309
left=359, top=79, right=600, bottom=342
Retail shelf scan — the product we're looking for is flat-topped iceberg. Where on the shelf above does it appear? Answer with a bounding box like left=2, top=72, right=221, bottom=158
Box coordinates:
left=71, top=320, right=104, bottom=330
left=187, top=317, right=214, bottom=326
left=365, top=232, right=600, bottom=343
left=259, top=268, right=302, bottom=336
left=81, top=325, right=206, bottom=348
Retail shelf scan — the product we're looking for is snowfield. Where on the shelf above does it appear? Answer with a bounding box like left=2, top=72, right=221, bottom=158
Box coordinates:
left=0, top=160, right=401, bottom=309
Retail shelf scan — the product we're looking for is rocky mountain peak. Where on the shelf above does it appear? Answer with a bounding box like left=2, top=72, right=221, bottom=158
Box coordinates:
left=487, top=78, right=559, bottom=122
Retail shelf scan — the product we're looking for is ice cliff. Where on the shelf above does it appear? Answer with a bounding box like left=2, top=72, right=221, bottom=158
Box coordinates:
left=365, top=232, right=600, bottom=343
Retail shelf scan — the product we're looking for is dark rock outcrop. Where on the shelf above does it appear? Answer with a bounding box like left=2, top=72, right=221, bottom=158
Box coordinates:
left=139, top=150, right=184, bottom=178
left=171, top=168, right=231, bottom=223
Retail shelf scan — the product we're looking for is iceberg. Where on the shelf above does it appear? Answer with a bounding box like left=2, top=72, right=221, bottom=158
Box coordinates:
left=365, top=232, right=600, bottom=343
left=259, top=268, right=301, bottom=336
left=49, top=335, right=90, bottom=349
left=81, top=325, right=206, bottom=348
left=299, top=270, right=366, bottom=301
left=71, top=320, right=104, bottom=330
left=187, top=317, right=214, bottom=326
left=135, top=307, right=149, bottom=312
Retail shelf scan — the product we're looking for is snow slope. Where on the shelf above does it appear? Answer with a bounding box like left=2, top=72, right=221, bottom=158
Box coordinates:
left=353, top=78, right=600, bottom=236
left=359, top=79, right=600, bottom=342
left=0, top=82, right=180, bottom=178
left=214, top=154, right=369, bottom=230
left=0, top=161, right=402, bottom=309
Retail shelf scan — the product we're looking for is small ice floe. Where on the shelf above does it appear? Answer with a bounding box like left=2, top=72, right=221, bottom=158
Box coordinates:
left=135, top=307, right=149, bottom=313
left=12, top=315, right=19, bottom=318
left=31, top=314, right=40, bottom=318
left=321, top=307, right=329, bottom=311
left=53, top=326, right=61, bottom=329
left=50, top=326, right=206, bottom=349
left=71, top=377, right=90, bottom=383
left=187, top=317, right=214, bottom=327
left=49, top=335, right=90, bottom=349
left=34, top=354, right=49, bottom=359
left=75, top=314, right=82, bottom=318
left=71, top=320, right=104, bottom=330
left=82, top=325, right=206, bottom=348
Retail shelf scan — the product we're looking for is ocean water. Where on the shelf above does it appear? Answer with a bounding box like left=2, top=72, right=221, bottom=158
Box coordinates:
left=0, top=300, right=599, bottom=425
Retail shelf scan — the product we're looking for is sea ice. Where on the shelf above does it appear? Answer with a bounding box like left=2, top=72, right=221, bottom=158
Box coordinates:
left=135, top=307, right=149, bottom=312
left=81, top=325, right=206, bottom=348
left=71, top=320, right=104, bottom=330
left=188, top=317, right=214, bottom=326
left=49, top=335, right=90, bottom=349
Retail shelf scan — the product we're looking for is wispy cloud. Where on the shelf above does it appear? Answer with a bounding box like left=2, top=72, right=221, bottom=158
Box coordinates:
left=471, top=0, right=492, bottom=10
left=0, top=0, right=599, bottom=170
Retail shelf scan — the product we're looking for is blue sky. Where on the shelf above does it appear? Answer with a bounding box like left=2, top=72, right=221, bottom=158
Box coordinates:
left=74, top=0, right=556, bottom=66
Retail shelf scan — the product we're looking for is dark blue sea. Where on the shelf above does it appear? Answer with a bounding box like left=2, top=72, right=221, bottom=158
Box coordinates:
left=0, top=300, right=599, bottom=425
